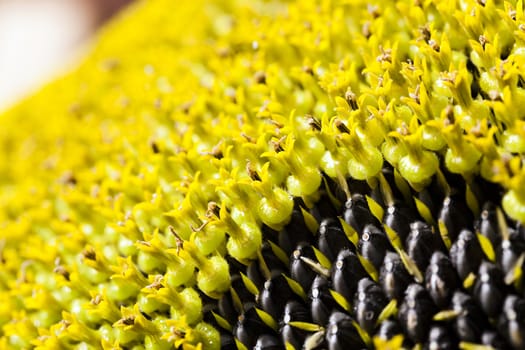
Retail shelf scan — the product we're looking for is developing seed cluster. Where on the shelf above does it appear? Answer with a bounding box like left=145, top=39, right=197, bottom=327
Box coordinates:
left=208, top=166, right=525, bottom=349
left=1, top=0, right=525, bottom=349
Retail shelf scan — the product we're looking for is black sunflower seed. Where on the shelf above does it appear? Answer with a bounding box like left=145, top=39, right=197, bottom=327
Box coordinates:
left=353, top=277, right=388, bottom=334
left=475, top=201, right=501, bottom=248
left=358, top=223, right=393, bottom=271
left=290, top=243, right=322, bottom=292
left=318, top=218, right=354, bottom=262
left=218, top=291, right=242, bottom=326
left=280, top=300, right=311, bottom=350
left=473, top=261, right=508, bottom=318
left=451, top=291, right=488, bottom=342
left=254, top=334, right=283, bottom=350
left=310, top=275, right=340, bottom=327
left=279, top=204, right=316, bottom=255
left=325, top=311, right=367, bottom=350
left=398, top=284, right=437, bottom=343
left=260, top=272, right=302, bottom=320
left=247, top=260, right=266, bottom=291
left=260, top=241, right=287, bottom=274
left=220, top=333, right=238, bottom=350
left=379, top=251, right=413, bottom=302
left=498, top=230, right=525, bottom=276
left=234, top=306, right=277, bottom=348
left=498, top=295, right=525, bottom=349
left=344, top=193, right=381, bottom=235
left=376, top=318, right=403, bottom=340
left=383, top=201, right=419, bottom=244
left=481, top=330, right=509, bottom=349
left=406, top=221, right=441, bottom=273
left=425, top=251, right=460, bottom=308
left=331, top=249, right=369, bottom=302
left=438, top=194, right=474, bottom=243
left=449, top=229, right=484, bottom=281
left=424, top=324, right=458, bottom=350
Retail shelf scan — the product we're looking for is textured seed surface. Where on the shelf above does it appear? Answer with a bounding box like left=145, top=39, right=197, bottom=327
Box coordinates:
left=2, top=0, right=525, bottom=349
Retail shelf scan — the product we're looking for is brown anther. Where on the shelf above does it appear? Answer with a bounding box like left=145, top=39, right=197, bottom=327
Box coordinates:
left=476, top=0, right=486, bottom=6
left=172, top=328, right=186, bottom=338
left=443, top=105, right=455, bottom=125
left=377, top=75, right=384, bottom=88
left=173, top=143, right=187, bottom=155
left=121, top=316, right=135, bottom=326
left=377, top=47, right=392, bottom=64
left=302, top=65, right=314, bottom=75
left=82, top=248, right=97, bottom=261
left=488, top=90, right=503, bottom=101
left=428, top=39, right=440, bottom=52
left=209, top=143, right=224, bottom=159
left=409, top=84, right=421, bottom=104
left=479, top=35, right=488, bottom=50
left=190, top=221, right=209, bottom=233
left=336, top=58, right=345, bottom=71
left=207, top=202, right=221, bottom=218
left=137, top=240, right=152, bottom=247
left=509, top=9, right=517, bottom=21
left=246, top=162, right=261, bottom=181
left=147, top=275, right=163, bottom=290
left=307, top=115, right=321, bottom=131
left=259, top=100, right=270, bottom=114
left=60, top=319, right=72, bottom=328
left=60, top=171, right=77, bottom=186
left=367, top=4, right=380, bottom=18
left=53, top=266, right=70, bottom=281
left=418, top=26, right=431, bottom=43
left=441, top=71, right=457, bottom=84
left=68, top=103, right=82, bottom=117
left=180, top=101, right=193, bottom=114
left=345, top=89, right=358, bottom=110
left=334, top=119, right=351, bottom=133
left=470, top=122, right=483, bottom=137
left=169, top=227, right=184, bottom=254
left=362, top=21, right=372, bottom=39
left=271, top=137, right=286, bottom=152
left=405, top=59, right=416, bottom=71
left=101, top=58, right=120, bottom=72
left=241, top=133, right=256, bottom=143
left=501, top=153, right=513, bottom=175
left=225, top=88, right=237, bottom=104
left=91, top=294, right=103, bottom=305
left=397, top=123, right=409, bottom=136
left=519, top=24, right=525, bottom=32
left=254, top=71, right=267, bottom=85
left=150, top=141, right=160, bottom=154
left=217, top=47, right=230, bottom=58
left=267, top=118, right=284, bottom=128
left=497, top=62, right=507, bottom=79
left=0, top=240, right=6, bottom=264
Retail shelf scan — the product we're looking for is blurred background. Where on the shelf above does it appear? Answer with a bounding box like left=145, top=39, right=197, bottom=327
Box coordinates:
left=0, top=0, right=133, bottom=111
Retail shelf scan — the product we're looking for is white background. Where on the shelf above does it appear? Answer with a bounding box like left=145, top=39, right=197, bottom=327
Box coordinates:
left=0, top=0, right=131, bottom=111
